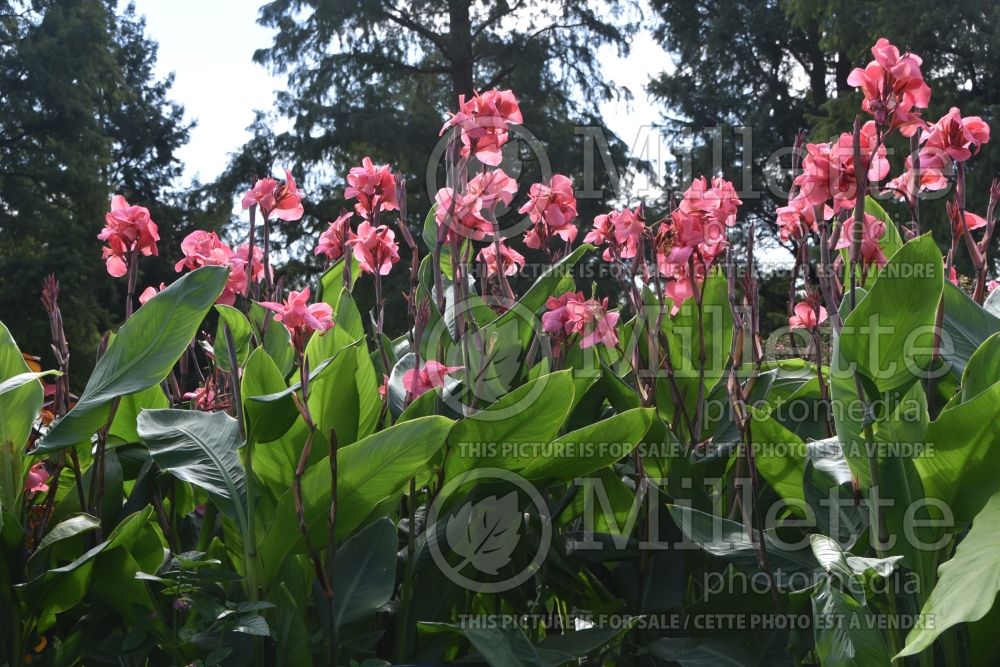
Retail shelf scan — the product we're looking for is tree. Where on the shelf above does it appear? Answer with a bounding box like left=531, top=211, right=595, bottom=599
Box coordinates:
left=649, top=0, right=1000, bottom=257
left=0, top=0, right=191, bottom=382
left=215, top=0, right=642, bottom=331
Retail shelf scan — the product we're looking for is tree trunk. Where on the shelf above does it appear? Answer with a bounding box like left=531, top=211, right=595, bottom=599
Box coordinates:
left=447, top=0, right=475, bottom=100
left=835, top=51, right=853, bottom=95
left=806, top=24, right=828, bottom=109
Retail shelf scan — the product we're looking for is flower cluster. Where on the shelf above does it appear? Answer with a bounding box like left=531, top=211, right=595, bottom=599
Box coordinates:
left=520, top=174, right=579, bottom=250
left=440, top=89, right=523, bottom=166
left=175, top=230, right=265, bottom=305
left=260, top=287, right=334, bottom=347
left=348, top=221, right=400, bottom=275
left=25, top=462, right=50, bottom=494
left=886, top=107, right=991, bottom=206
left=98, top=195, right=160, bottom=278
left=654, top=176, right=742, bottom=310
left=242, top=168, right=304, bottom=221
left=847, top=37, right=931, bottom=134
left=314, top=159, right=403, bottom=276
left=314, top=211, right=353, bottom=262
left=835, top=212, right=889, bottom=268
left=584, top=207, right=642, bottom=260
left=402, top=360, right=462, bottom=398
left=542, top=291, right=620, bottom=349
left=477, top=241, right=525, bottom=277
left=345, top=157, right=399, bottom=220
left=793, top=122, right=889, bottom=217
left=183, top=378, right=228, bottom=412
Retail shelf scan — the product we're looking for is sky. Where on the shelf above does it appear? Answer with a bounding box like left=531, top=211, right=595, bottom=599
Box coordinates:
left=129, top=0, right=671, bottom=187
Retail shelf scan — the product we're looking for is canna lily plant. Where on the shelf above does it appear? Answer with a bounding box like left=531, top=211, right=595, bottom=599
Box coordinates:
left=3, top=38, right=1000, bottom=667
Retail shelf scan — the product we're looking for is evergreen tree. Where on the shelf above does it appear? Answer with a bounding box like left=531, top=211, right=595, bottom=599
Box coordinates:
left=214, top=0, right=643, bottom=330
left=0, top=0, right=190, bottom=381
left=649, top=0, right=1000, bottom=255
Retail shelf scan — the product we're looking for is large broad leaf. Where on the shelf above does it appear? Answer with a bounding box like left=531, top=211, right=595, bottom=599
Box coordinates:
left=873, top=381, right=936, bottom=588
left=519, top=408, right=654, bottom=481
left=27, top=513, right=101, bottom=570
left=897, top=492, right=1000, bottom=659
left=746, top=406, right=807, bottom=506
left=444, top=370, right=576, bottom=477
left=248, top=302, right=296, bottom=377
left=215, top=304, right=253, bottom=373
left=107, top=384, right=170, bottom=446
left=319, top=254, right=362, bottom=309
left=0, top=321, right=43, bottom=517
left=137, top=409, right=247, bottom=530
left=419, top=623, right=548, bottom=667
left=940, top=281, right=1000, bottom=379
left=258, top=416, right=453, bottom=583
left=332, top=518, right=397, bottom=629
left=666, top=504, right=819, bottom=588
left=37, top=266, right=228, bottom=452
left=646, top=637, right=754, bottom=666
left=306, top=323, right=380, bottom=446
left=270, top=582, right=313, bottom=667
left=16, top=507, right=164, bottom=632
left=242, top=347, right=298, bottom=445
left=837, top=234, right=943, bottom=393
left=961, top=331, right=1000, bottom=402
left=812, top=579, right=891, bottom=666
left=916, top=378, right=1000, bottom=527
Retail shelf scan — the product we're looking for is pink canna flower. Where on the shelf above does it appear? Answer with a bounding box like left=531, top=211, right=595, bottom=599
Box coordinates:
left=949, top=202, right=989, bottom=239
left=565, top=297, right=620, bottom=349
left=222, top=244, right=266, bottom=305
left=884, top=149, right=952, bottom=207
left=835, top=213, right=888, bottom=268
left=794, top=122, right=888, bottom=215
left=25, top=462, right=50, bottom=494
left=345, top=157, right=399, bottom=220
left=175, top=231, right=265, bottom=305
left=922, top=107, right=991, bottom=163
left=886, top=109, right=989, bottom=207
left=138, top=282, right=166, bottom=306
left=519, top=174, right=579, bottom=249
left=583, top=212, right=615, bottom=251
left=259, top=288, right=335, bottom=341
left=435, top=187, right=494, bottom=241
left=789, top=302, right=828, bottom=330
left=947, top=266, right=959, bottom=286
left=242, top=168, right=304, bottom=221
left=478, top=241, right=525, bottom=277
left=847, top=38, right=931, bottom=134
left=441, top=89, right=523, bottom=166
left=586, top=207, right=644, bottom=260
left=98, top=195, right=160, bottom=277
left=315, top=211, right=353, bottom=261
left=184, top=380, right=223, bottom=412
left=656, top=245, right=703, bottom=314
left=467, top=169, right=518, bottom=210
left=775, top=198, right=830, bottom=242
left=402, top=360, right=462, bottom=397
left=542, top=291, right=586, bottom=337
left=347, top=221, right=400, bottom=275
left=175, top=230, right=232, bottom=272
